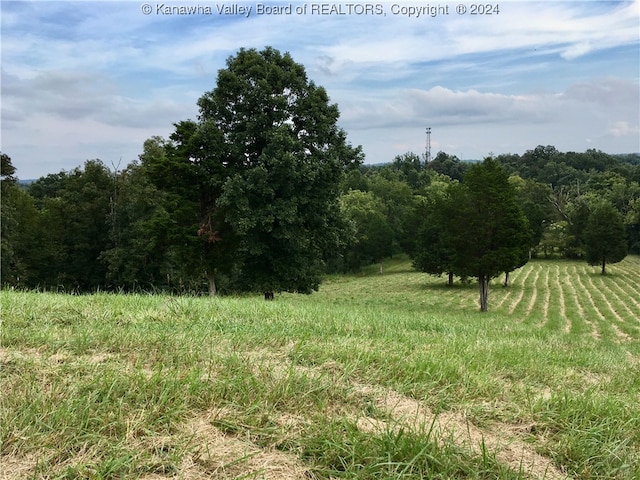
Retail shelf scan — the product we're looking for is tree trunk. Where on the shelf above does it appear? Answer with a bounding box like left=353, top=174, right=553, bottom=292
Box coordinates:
left=447, top=271, right=454, bottom=287
left=379, top=260, right=384, bottom=274
left=504, top=271, right=510, bottom=287
left=479, top=274, right=489, bottom=312
left=207, top=272, right=217, bottom=297
left=601, top=258, right=606, bottom=275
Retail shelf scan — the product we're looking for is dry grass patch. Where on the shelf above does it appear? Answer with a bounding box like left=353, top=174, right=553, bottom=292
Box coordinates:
left=352, top=383, right=567, bottom=480
left=0, top=453, right=41, bottom=480
left=176, top=411, right=311, bottom=480
left=508, top=265, right=534, bottom=315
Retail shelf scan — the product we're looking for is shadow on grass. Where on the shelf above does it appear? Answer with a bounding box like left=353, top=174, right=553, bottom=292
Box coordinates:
left=587, top=269, right=621, bottom=279
left=410, top=279, right=478, bottom=292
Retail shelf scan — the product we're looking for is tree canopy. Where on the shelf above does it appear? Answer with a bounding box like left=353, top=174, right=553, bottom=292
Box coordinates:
left=141, top=47, right=362, bottom=297
left=584, top=201, right=628, bottom=274
left=412, top=158, right=532, bottom=311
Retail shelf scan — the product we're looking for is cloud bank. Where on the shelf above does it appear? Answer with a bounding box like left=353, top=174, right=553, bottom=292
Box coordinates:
left=1, top=0, right=638, bottom=178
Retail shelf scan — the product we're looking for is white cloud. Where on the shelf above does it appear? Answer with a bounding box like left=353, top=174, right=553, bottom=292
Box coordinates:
left=608, top=121, right=640, bottom=138
left=339, top=77, right=640, bottom=162
left=1, top=0, right=638, bottom=178
left=561, top=42, right=593, bottom=60
left=2, top=70, right=193, bottom=129
left=340, top=85, right=566, bottom=130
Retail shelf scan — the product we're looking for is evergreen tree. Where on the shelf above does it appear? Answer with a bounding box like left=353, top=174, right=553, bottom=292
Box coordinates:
left=447, top=158, right=532, bottom=311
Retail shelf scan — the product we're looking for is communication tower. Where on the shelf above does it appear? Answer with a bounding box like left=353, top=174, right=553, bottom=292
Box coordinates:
left=425, top=127, right=432, bottom=163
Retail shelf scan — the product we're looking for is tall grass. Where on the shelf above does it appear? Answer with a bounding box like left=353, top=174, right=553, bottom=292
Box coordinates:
left=1, top=256, right=639, bottom=479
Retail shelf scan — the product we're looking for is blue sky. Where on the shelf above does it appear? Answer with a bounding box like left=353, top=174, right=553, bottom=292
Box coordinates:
left=2, top=0, right=639, bottom=179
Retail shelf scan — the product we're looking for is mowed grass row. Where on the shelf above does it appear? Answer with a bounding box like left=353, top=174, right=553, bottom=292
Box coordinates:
left=1, top=257, right=639, bottom=479
left=488, top=258, right=640, bottom=340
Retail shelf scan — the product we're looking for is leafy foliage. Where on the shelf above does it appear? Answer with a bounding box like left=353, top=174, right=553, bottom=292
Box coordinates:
left=411, top=175, right=459, bottom=285
left=420, top=158, right=533, bottom=311
left=2, top=70, right=638, bottom=298
left=584, top=201, right=628, bottom=274
left=204, top=47, right=362, bottom=295
left=340, top=190, right=394, bottom=272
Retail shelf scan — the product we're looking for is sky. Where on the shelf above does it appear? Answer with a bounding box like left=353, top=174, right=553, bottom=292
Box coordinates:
left=1, top=0, right=639, bottom=179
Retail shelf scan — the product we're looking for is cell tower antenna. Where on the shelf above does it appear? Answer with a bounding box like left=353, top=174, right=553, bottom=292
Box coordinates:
left=425, top=127, right=432, bottom=163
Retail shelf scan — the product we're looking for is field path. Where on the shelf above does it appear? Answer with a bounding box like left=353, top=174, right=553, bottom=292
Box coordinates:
left=583, top=273, right=633, bottom=342
left=607, top=274, right=640, bottom=329
left=563, top=266, right=599, bottom=339
left=607, top=276, right=640, bottom=314
left=613, top=264, right=640, bottom=301
left=554, top=264, right=570, bottom=334
left=264, top=354, right=570, bottom=480
left=508, top=264, right=535, bottom=315
left=573, top=267, right=627, bottom=342
left=494, top=283, right=512, bottom=310
left=536, top=266, right=551, bottom=328
left=523, top=265, right=541, bottom=319
left=592, top=275, right=637, bottom=323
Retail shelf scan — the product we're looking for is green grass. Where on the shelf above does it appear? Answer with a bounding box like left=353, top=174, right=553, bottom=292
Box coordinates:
left=2, top=257, right=639, bottom=479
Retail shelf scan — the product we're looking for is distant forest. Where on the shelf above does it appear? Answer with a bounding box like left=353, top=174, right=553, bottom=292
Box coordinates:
left=2, top=146, right=639, bottom=295
left=2, top=48, right=639, bottom=297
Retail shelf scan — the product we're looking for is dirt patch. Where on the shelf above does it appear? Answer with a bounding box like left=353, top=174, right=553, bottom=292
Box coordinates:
left=175, top=410, right=311, bottom=480
left=265, top=350, right=569, bottom=479
left=0, top=454, right=41, bottom=480
left=0, top=347, right=45, bottom=364
left=0, top=448, right=101, bottom=480
left=353, top=384, right=567, bottom=480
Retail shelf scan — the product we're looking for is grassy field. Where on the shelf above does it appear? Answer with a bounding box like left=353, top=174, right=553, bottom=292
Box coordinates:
left=1, top=257, right=639, bottom=479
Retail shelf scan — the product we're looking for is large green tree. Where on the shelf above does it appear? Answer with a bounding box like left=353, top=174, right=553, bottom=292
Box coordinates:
left=508, top=175, right=553, bottom=256
left=160, top=46, right=362, bottom=298
left=211, top=48, right=362, bottom=297
left=447, top=158, right=532, bottom=312
left=584, top=201, right=627, bottom=275
left=626, top=197, right=640, bottom=254
left=1, top=153, right=16, bottom=280
left=1, top=152, right=21, bottom=284
left=427, top=151, right=467, bottom=182
left=369, top=176, right=414, bottom=255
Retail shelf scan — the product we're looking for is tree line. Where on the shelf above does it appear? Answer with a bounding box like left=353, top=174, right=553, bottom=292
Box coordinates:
left=2, top=47, right=638, bottom=310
